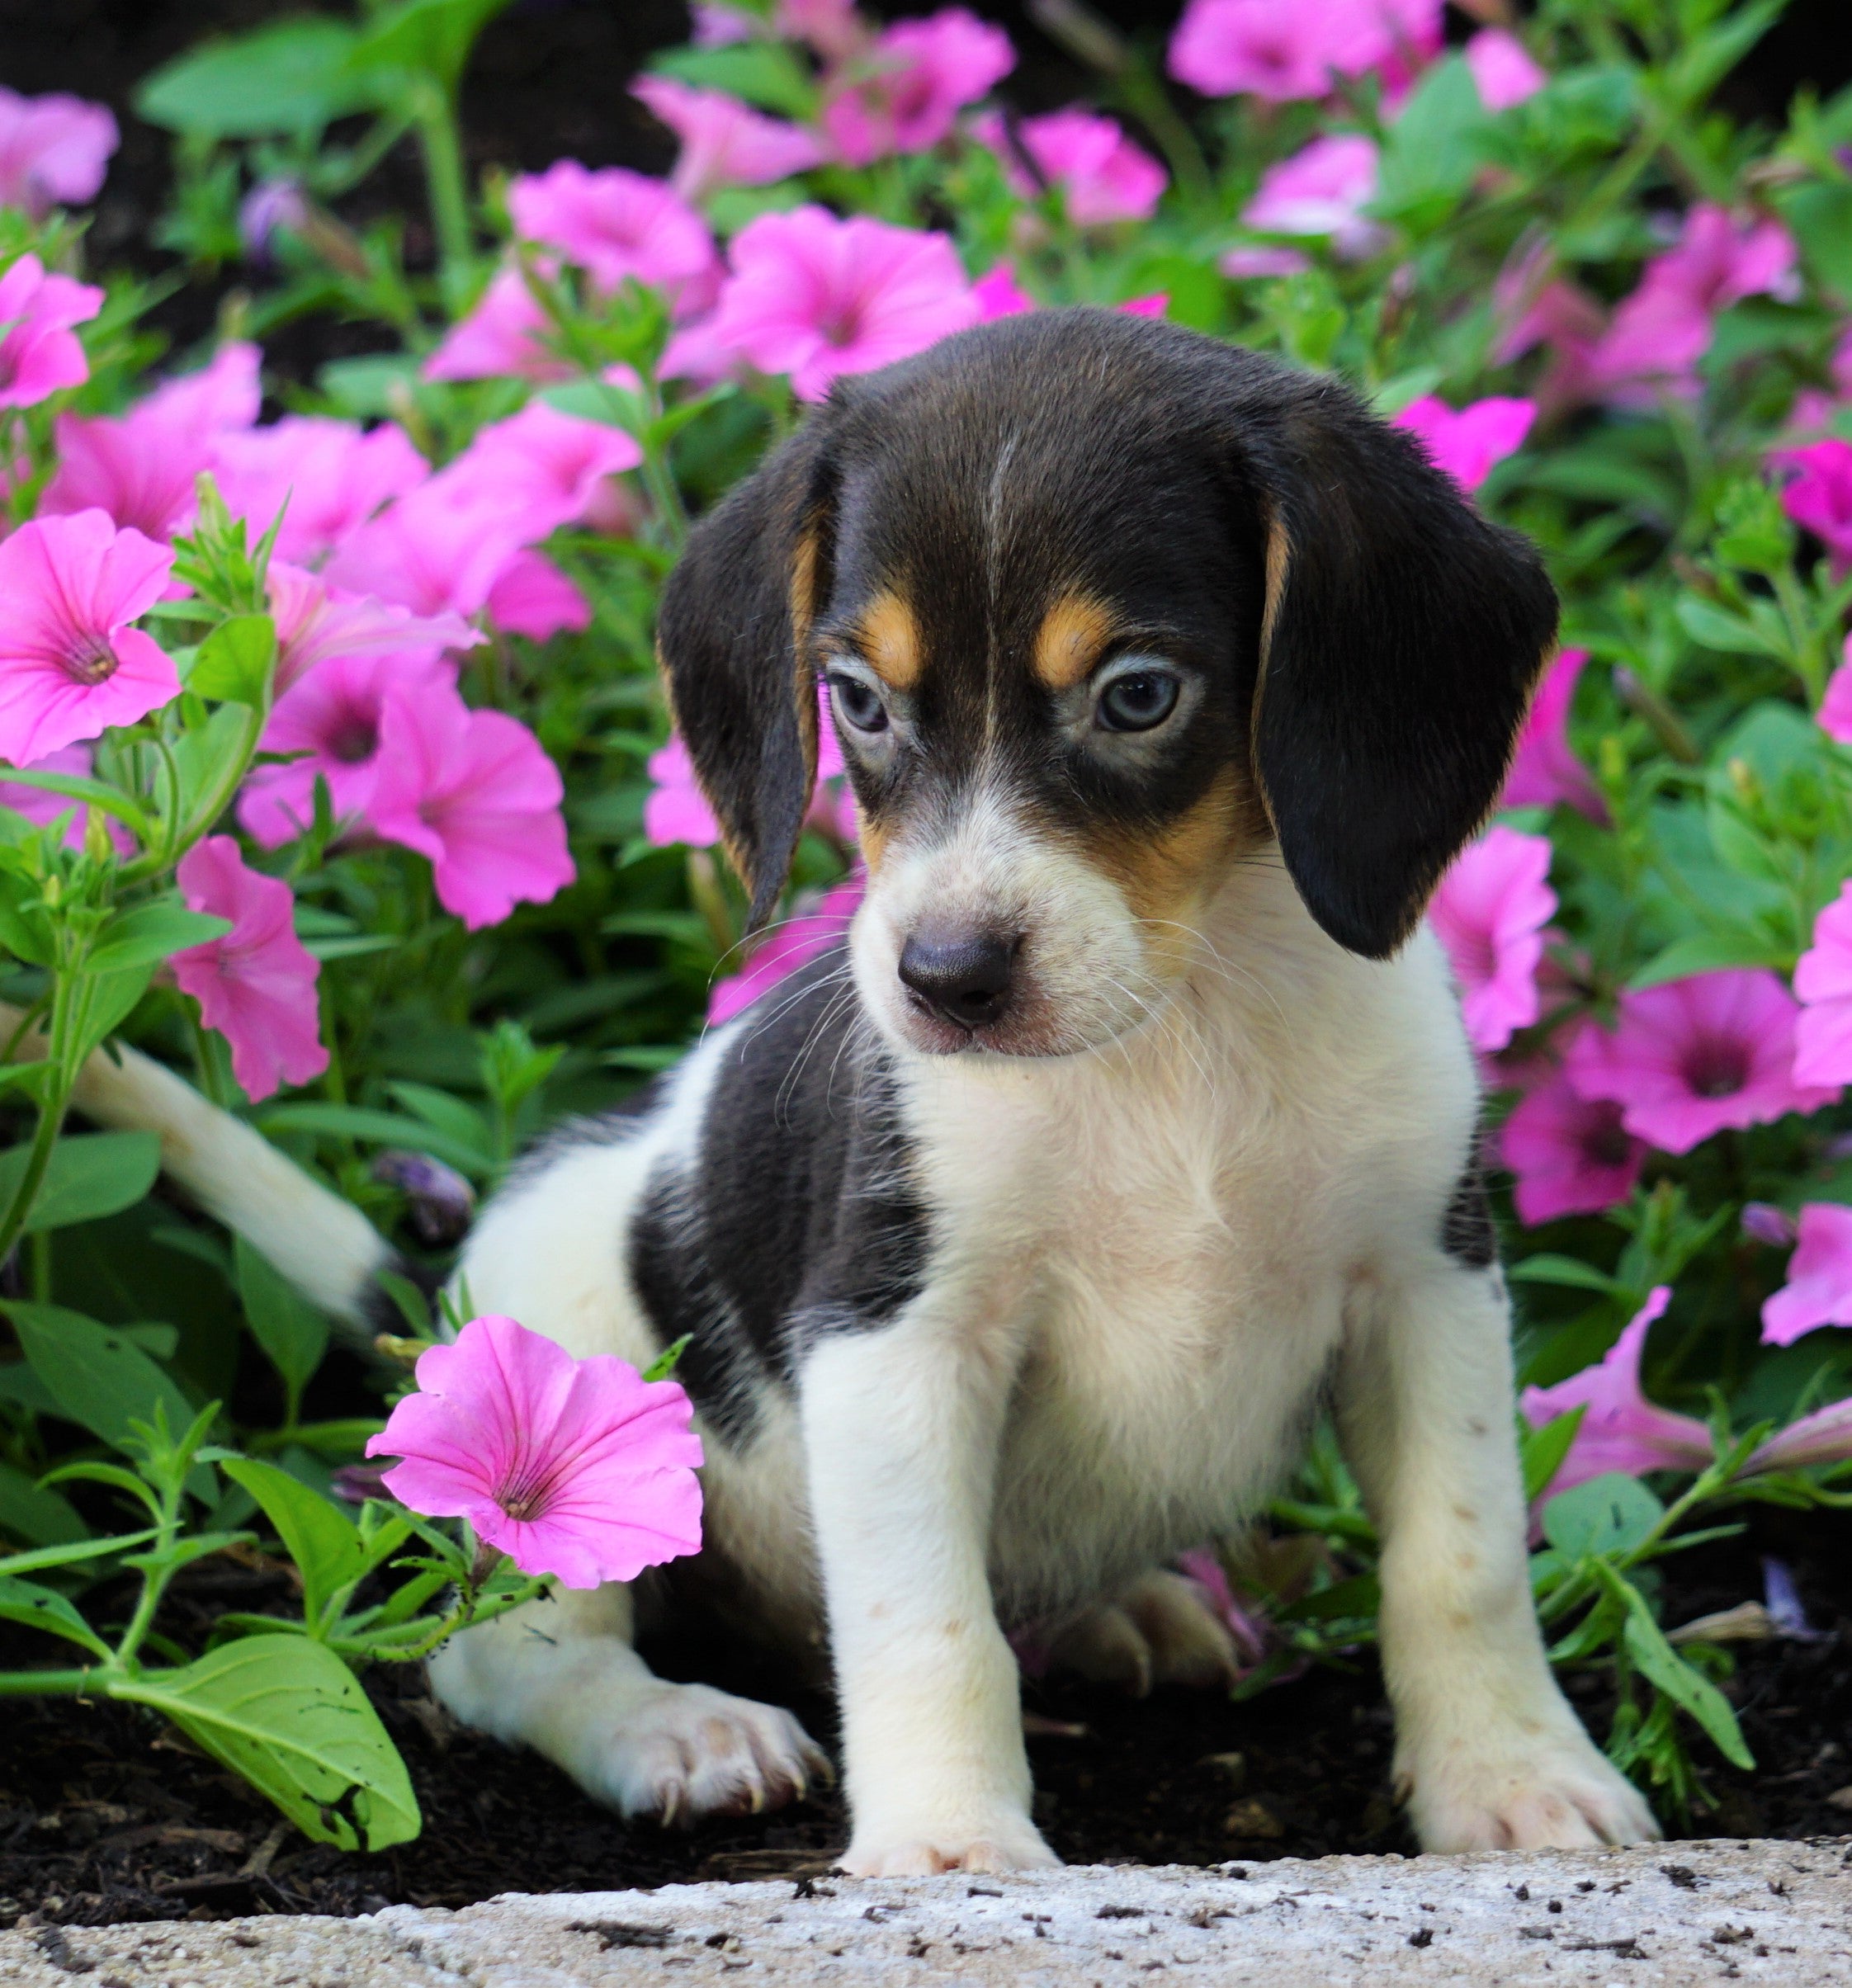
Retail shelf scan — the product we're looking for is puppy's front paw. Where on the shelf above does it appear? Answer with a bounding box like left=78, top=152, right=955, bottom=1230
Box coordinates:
left=1048, top=1570, right=1241, bottom=1697
left=1403, top=1729, right=1660, bottom=1853
left=841, top=1815, right=1060, bottom=1877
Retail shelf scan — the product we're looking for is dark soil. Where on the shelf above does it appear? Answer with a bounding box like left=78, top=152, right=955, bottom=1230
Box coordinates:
left=2, top=1511, right=1850, bottom=1931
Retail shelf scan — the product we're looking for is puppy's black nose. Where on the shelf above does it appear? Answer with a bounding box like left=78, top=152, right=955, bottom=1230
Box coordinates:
left=898, top=928, right=1017, bottom=1030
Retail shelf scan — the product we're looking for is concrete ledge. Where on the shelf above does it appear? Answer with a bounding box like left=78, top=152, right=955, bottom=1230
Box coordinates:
left=5, top=1839, right=1850, bottom=1985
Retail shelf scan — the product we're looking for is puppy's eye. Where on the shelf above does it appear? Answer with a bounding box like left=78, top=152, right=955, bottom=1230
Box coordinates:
left=829, top=672, right=890, bottom=736
left=1096, top=667, right=1180, bottom=733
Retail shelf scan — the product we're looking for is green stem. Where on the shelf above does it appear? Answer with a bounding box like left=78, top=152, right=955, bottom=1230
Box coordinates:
left=0, top=964, right=79, bottom=1264
left=0, top=1668, right=98, bottom=1697
left=412, top=82, right=475, bottom=309
left=120, top=699, right=268, bottom=892
left=111, top=1480, right=184, bottom=1674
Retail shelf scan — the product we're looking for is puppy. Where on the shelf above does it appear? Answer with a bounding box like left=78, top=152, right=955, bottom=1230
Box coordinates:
left=38, top=309, right=1656, bottom=1871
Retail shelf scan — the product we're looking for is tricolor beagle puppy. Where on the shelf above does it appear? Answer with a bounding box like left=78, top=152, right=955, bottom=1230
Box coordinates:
left=54, top=309, right=1657, bottom=1872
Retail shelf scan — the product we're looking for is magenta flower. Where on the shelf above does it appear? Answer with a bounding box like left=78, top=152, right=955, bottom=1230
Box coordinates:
left=1241, top=135, right=1382, bottom=260
left=325, top=482, right=532, bottom=620
left=1521, top=1288, right=1713, bottom=1498
left=1742, top=1388, right=1852, bottom=1475
left=971, top=108, right=1165, bottom=228
left=777, top=0, right=865, bottom=59
left=1498, top=1056, right=1646, bottom=1225
left=973, top=263, right=1036, bottom=320
left=1168, top=0, right=1437, bottom=102
left=424, top=267, right=574, bottom=385
left=1820, top=638, right=1852, bottom=741
left=210, top=417, right=429, bottom=567
left=368, top=687, right=574, bottom=929
left=172, top=837, right=328, bottom=1103
left=1564, top=969, right=1834, bottom=1155
left=267, top=562, right=480, bottom=698
left=0, top=253, right=102, bottom=409
left=0, top=511, right=179, bottom=766
left=709, top=205, right=979, bottom=403
left=632, top=76, right=822, bottom=201
left=1500, top=647, right=1605, bottom=820
left=485, top=550, right=590, bottom=642
left=1761, top=1202, right=1852, bottom=1347
left=0, top=744, right=130, bottom=855
left=1777, top=438, right=1852, bottom=574
left=1393, top=395, right=1534, bottom=493
left=365, top=1314, right=702, bottom=1589
left=508, top=161, right=715, bottom=301
left=1428, top=824, right=1556, bottom=1055
left=1794, top=881, right=1852, bottom=1088
left=436, top=400, right=642, bottom=539
left=0, top=87, right=118, bottom=215
left=645, top=733, right=724, bottom=848
left=823, top=8, right=1014, bottom=165
left=1464, top=27, right=1547, bottom=109
left=710, top=873, right=864, bottom=1025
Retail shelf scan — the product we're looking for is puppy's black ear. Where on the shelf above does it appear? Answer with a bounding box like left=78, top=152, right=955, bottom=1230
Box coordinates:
left=656, top=415, right=838, bottom=929
left=1231, top=367, right=1557, bottom=959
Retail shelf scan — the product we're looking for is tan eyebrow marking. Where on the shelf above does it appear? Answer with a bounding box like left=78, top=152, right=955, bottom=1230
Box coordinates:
left=1032, top=593, right=1117, bottom=691
left=853, top=589, right=924, bottom=691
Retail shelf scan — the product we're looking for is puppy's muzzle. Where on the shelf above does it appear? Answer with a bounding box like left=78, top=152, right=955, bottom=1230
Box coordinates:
left=898, top=924, right=1020, bottom=1032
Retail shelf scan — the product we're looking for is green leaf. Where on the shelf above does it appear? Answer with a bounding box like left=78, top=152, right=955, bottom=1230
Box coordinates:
left=347, top=0, right=513, bottom=93
left=1505, top=1254, right=1623, bottom=1295
left=1521, top=1406, right=1587, bottom=1505
left=256, top=1103, right=489, bottom=1178
left=0, top=1528, right=160, bottom=1579
left=385, top=1082, right=493, bottom=1163
left=0, top=1131, right=161, bottom=1235
left=0, top=1460, right=88, bottom=1548
left=220, top=1457, right=365, bottom=1631
left=2, top=1302, right=206, bottom=1480
left=71, top=966, right=157, bottom=1064
left=1371, top=57, right=1493, bottom=229
left=647, top=40, right=815, bottom=118
left=1675, top=593, right=1789, bottom=659
left=642, top=1333, right=691, bottom=1383
left=1543, top=1472, right=1665, bottom=1562
left=86, top=901, right=231, bottom=975
left=1629, top=926, right=1790, bottom=988
left=1276, top=1572, right=1382, bottom=1623
left=112, top=1637, right=421, bottom=1849
left=1592, top=1562, right=1755, bottom=1771
left=1779, top=179, right=1852, bottom=301
left=135, top=18, right=373, bottom=136
left=0, top=1575, right=110, bottom=1657
left=187, top=615, right=276, bottom=707
left=236, top=1238, right=330, bottom=1405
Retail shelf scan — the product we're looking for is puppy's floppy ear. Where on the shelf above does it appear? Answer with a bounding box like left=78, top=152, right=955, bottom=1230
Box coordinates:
left=656, top=413, right=838, bottom=929
left=1231, top=366, right=1557, bottom=959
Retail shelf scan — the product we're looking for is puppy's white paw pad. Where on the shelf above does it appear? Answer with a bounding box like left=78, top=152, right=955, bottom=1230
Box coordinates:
left=583, top=1683, right=830, bottom=1825
left=1408, top=1740, right=1660, bottom=1853
left=841, top=1821, right=1059, bottom=1877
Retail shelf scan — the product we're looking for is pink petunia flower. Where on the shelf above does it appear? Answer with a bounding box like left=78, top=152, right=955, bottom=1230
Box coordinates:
left=210, top=417, right=429, bottom=567
left=694, top=1, right=758, bottom=46
left=1521, top=1287, right=1713, bottom=1498
left=644, top=733, right=724, bottom=848
left=1761, top=1202, right=1852, bottom=1347
left=368, top=687, right=574, bottom=929
left=1777, top=438, right=1852, bottom=574
left=364, top=1313, right=703, bottom=1589
left=1168, top=0, right=1438, bottom=102
left=508, top=161, right=716, bottom=301
left=266, top=561, right=480, bottom=697
left=485, top=550, right=590, bottom=641
left=1498, top=1057, right=1646, bottom=1225
left=971, top=108, right=1165, bottom=227
left=0, top=744, right=130, bottom=855
left=710, top=872, right=865, bottom=1024
left=0, top=87, right=118, bottom=215
left=424, top=265, right=575, bottom=385
left=172, top=836, right=328, bottom=1103
left=632, top=75, right=823, bottom=202
left=324, top=481, right=534, bottom=621
left=1589, top=204, right=1797, bottom=406
left=973, top=263, right=1036, bottom=320
left=435, top=399, right=642, bottom=537
left=238, top=649, right=451, bottom=848
left=1564, top=969, right=1834, bottom=1155
left=1742, top=1387, right=1852, bottom=1474
left=709, top=205, right=980, bottom=403
left=1428, top=824, right=1556, bottom=1054
left=1220, top=244, right=1311, bottom=279
left=1241, top=134, right=1382, bottom=260
left=1501, top=647, right=1605, bottom=820
left=0, top=511, right=179, bottom=766
left=823, top=7, right=1014, bottom=165
left=1393, top=394, right=1534, bottom=493
left=0, top=253, right=103, bottom=409
left=1464, top=27, right=1547, bottom=109
left=777, top=0, right=865, bottom=59
left=1795, top=879, right=1852, bottom=1090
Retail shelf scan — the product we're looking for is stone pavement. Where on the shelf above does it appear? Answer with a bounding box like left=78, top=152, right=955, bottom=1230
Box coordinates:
left=3, top=1838, right=1849, bottom=1986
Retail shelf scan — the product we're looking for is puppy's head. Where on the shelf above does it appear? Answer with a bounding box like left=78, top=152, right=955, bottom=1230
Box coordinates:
left=659, top=311, right=1556, bottom=1058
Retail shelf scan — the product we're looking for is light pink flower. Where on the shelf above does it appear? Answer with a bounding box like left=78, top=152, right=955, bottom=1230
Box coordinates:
left=508, top=161, right=715, bottom=301
left=0, top=511, right=179, bottom=765
left=365, top=1313, right=703, bottom=1589
left=1590, top=204, right=1797, bottom=405
left=632, top=76, right=822, bottom=202
left=710, top=872, right=864, bottom=1024
left=777, top=0, right=865, bottom=59
left=645, top=734, right=723, bottom=848
left=1778, top=438, right=1852, bottom=575
left=1564, top=969, right=1834, bottom=1155
left=1793, top=881, right=1852, bottom=1088
left=694, top=1, right=758, bottom=46
left=1464, top=27, right=1547, bottom=109
left=485, top=550, right=590, bottom=641
left=238, top=650, right=451, bottom=848
left=1501, top=647, right=1605, bottom=820
left=823, top=7, right=1014, bottom=165
left=1393, top=394, right=1534, bottom=493
left=1168, top=0, right=1438, bottom=102
left=1498, top=1056, right=1646, bottom=1225
left=1742, top=1201, right=1798, bottom=1248
left=1428, top=824, right=1555, bottom=1054
left=210, top=417, right=428, bottom=566
left=369, top=688, right=574, bottom=928
left=172, top=836, right=328, bottom=1102
left=0, top=744, right=130, bottom=854
left=1220, top=244, right=1311, bottom=279
left=0, top=87, right=118, bottom=215
left=437, top=400, right=642, bottom=537
left=709, top=205, right=979, bottom=403
left=266, top=562, right=480, bottom=698
left=1761, top=1202, right=1852, bottom=1347
left=0, top=253, right=102, bottom=409
left=1521, top=1287, right=1713, bottom=1496
left=1241, top=135, right=1382, bottom=259
left=971, top=108, right=1165, bottom=227
left=424, top=266, right=574, bottom=384
left=1742, top=1386, right=1852, bottom=1473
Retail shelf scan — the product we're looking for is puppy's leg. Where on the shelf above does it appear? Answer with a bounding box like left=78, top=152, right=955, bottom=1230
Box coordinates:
left=1049, top=1570, right=1242, bottom=1696
left=1339, top=1252, right=1659, bottom=1853
left=800, top=1304, right=1056, bottom=1877
left=428, top=1581, right=829, bottom=1824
